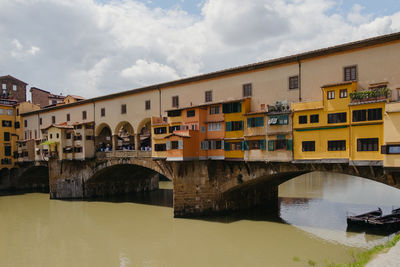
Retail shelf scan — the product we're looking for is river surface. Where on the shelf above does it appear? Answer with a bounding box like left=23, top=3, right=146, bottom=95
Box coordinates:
left=1, top=171, right=400, bottom=267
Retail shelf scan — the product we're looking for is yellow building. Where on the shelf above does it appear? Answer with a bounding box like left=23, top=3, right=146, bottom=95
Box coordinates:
left=382, top=102, right=400, bottom=169
left=243, top=110, right=267, bottom=161
left=0, top=99, right=18, bottom=169
left=293, top=81, right=386, bottom=165
left=223, top=98, right=251, bottom=160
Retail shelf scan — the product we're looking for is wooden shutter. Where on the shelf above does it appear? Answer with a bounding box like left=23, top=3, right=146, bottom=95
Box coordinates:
left=178, top=140, right=183, bottom=149
left=260, top=140, right=266, bottom=150
left=166, top=141, right=170, bottom=150
left=226, top=121, right=232, bottom=131
left=287, top=139, right=293, bottom=151
left=244, top=140, right=250, bottom=150
left=224, top=142, right=230, bottom=151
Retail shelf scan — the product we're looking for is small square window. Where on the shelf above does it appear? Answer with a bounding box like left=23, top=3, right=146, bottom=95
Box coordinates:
left=340, top=89, right=347, bottom=98
left=327, top=91, right=335, bottom=100
left=205, top=91, right=212, bottom=102
left=289, top=76, right=299, bottom=90
left=145, top=100, right=151, bottom=110
left=310, top=114, right=319, bottom=123
left=299, top=115, right=307, bottom=124
left=121, top=104, right=127, bottom=114
left=344, top=65, right=357, bottom=81
left=243, top=83, right=252, bottom=97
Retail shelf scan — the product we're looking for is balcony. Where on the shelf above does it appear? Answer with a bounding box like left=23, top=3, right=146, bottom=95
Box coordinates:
left=350, top=87, right=390, bottom=103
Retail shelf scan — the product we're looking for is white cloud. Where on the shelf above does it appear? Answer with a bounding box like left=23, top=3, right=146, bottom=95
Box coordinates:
left=121, top=59, right=180, bottom=86
left=0, top=0, right=399, bottom=98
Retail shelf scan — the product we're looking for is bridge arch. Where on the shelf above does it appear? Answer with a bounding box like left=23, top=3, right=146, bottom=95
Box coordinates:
left=95, top=123, right=113, bottom=151
left=136, top=118, right=151, bottom=150
left=114, top=121, right=135, bottom=150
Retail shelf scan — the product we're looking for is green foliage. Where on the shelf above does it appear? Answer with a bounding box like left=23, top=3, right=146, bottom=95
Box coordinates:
left=350, top=87, right=391, bottom=102
left=308, top=259, right=316, bottom=266
left=330, top=234, right=400, bottom=267
left=292, top=256, right=301, bottom=262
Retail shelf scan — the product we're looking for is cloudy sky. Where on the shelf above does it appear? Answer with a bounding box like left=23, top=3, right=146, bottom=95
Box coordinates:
left=0, top=0, right=399, bottom=98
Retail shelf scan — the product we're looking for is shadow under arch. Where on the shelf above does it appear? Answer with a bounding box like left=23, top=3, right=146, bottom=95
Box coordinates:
left=95, top=123, right=112, bottom=151
left=137, top=118, right=151, bottom=150
left=16, top=165, right=49, bottom=192
left=114, top=121, right=135, bottom=150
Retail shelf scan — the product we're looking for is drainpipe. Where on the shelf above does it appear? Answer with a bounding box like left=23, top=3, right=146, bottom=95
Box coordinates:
left=297, top=57, right=302, bottom=102
left=158, top=87, right=162, bottom=117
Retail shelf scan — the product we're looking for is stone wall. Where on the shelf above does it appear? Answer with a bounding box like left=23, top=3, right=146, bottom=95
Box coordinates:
left=0, top=162, right=49, bottom=191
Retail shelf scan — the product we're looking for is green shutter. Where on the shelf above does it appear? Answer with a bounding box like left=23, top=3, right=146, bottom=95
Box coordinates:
left=256, top=117, right=264, bottom=127
left=268, top=140, right=275, bottom=151
left=260, top=140, right=266, bottom=150
left=224, top=142, right=230, bottom=151
left=240, top=141, right=244, bottom=151
left=238, top=103, right=242, bottom=113
left=239, top=121, right=243, bottom=130
left=166, top=141, right=171, bottom=150
left=244, top=140, right=250, bottom=150
left=287, top=139, right=293, bottom=151
left=226, top=121, right=232, bottom=131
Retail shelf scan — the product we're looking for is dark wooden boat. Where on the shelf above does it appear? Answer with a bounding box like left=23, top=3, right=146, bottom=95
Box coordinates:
left=364, top=212, right=400, bottom=233
left=346, top=208, right=382, bottom=227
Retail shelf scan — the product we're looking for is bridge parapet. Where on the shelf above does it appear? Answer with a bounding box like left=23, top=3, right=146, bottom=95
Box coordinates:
left=96, top=151, right=151, bottom=159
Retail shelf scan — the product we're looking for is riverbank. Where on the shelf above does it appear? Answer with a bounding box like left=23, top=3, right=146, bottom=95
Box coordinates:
left=366, top=234, right=400, bottom=267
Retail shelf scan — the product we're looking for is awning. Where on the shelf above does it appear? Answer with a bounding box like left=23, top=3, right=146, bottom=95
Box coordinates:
left=39, top=140, right=58, bottom=146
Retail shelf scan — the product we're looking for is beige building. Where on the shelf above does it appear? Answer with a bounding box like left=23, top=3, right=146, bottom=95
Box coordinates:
left=19, top=32, right=400, bottom=169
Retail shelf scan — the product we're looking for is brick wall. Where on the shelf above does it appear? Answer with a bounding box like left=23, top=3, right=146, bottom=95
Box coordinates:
left=0, top=76, right=27, bottom=102
left=30, top=87, right=50, bottom=108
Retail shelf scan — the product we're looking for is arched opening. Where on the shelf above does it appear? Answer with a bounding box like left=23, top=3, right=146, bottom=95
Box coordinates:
left=95, top=123, right=113, bottom=152
left=114, top=121, right=135, bottom=151
left=17, top=166, right=49, bottom=191
left=137, top=118, right=151, bottom=151
left=84, top=164, right=173, bottom=207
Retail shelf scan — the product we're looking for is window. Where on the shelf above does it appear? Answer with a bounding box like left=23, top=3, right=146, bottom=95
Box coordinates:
left=4, top=146, right=11, bottom=156
left=340, top=89, right=348, bottom=98
left=289, top=76, right=299, bottom=90
left=249, top=140, right=264, bottom=150
left=225, top=121, right=243, bottom=131
left=357, top=138, right=378, bottom=151
left=101, top=108, right=105, bottom=117
left=328, top=140, right=346, bottom=151
left=230, top=142, right=242, bottom=151
left=75, top=125, right=82, bottom=129
left=208, top=122, right=221, bottom=131
left=243, top=83, right=252, bottom=97
left=381, top=145, right=400, bottom=154
left=247, top=117, right=264, bottom=127
left=14, top=122, right=20, bottom=129
left=353, top=110, right=366, bottom=122
left=67, top=114, right=70, bottom=121
left=169, top=125, right=180, bottom=133
left=222, top=102, right=241, bottom=113
left=302, top=141, right=315, bottom=152
left=16, top=109, right=19, bottom=116
left=167, top=110, right=181, bottom=117
left=0, top=109, right=3, bottom=115
left=52, top=100, right=57, bottom=105
left=200, top=141, right=209, bottom=150
left=299, top=115, right=307, bottom=124
left=200, top=126, right=206, bottom=132
left=39, top=118, right=42, bottom=125
left=56, top=133, right=59, bottom=139
left=66, top=133, right=71, bottom=139
left=310, top=114, right=319, bottom=123
left=50, top=134, right=53, bottom=139
left=74, top=135, right=82, bottom=140
left=209, top=140, right=223, bottom=150
left=171, top=141, right=179, bottom=149
left=209, top=106, right=220, bottom=115
left=327, top=112, right=346, bottom=123
left=13, top=85, right=17, bottom=91
left=205, top=91, right=212, bottom=102
left=74, top=147, right=83, bottom=153
left=327, top=90, right=335, bottom=100
left=368, top=108, right=382, bottom=121
left=344, top=65, right=357, bottom=81
left=121, top=104, right=127, bottom=114
left=2, top=84, right=6, bottom=90
left=6, top=109, right=13, bottom=116
left=34, top=130, right=37, bottom=139
left=275, top=139, right=287, bottom=150
left=187, top=110, right=195, bottom=117
left=154, top=127, right=167, bottom=134
left=4, top=132, right=10, bottom=141
left=2, top=120, right=12, bottom=127
left=172, top=96, right=179, bottom=108
left=145, top=100, right=151, bottom=110
left=82, top=111, right=87, bottom=120
left=24, top=120, right=27, bottom=127
left=155, top=143, right=166, bottom=151
left=86, top=135, right=93, bottom=140
left=52, top=116, right=55, bottom=124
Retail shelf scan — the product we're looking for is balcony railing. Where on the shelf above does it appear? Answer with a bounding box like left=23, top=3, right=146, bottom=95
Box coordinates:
left=350, top=87, right=391, bottom=103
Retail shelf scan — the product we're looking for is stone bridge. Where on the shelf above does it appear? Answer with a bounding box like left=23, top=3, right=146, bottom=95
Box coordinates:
left=44, top=151, right=400, bottom=217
